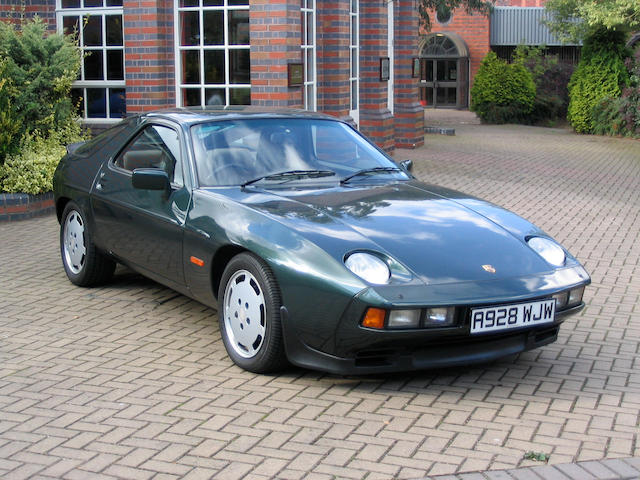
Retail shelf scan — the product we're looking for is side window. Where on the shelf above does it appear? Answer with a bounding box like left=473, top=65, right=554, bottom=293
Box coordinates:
left=115, top=125, right=184, bottom=186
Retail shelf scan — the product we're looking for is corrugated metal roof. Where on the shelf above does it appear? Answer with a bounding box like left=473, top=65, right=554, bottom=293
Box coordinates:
left=490, top=7, right=581, bottom=46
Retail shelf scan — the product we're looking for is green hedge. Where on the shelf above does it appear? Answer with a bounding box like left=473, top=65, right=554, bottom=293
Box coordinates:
left=567, top=28, right=629, bottom=133
left=470, top=51, right=536, bottom=124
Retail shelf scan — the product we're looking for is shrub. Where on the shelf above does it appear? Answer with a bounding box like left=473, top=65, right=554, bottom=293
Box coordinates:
left=567, top=27, right=629, bottom=133
left=592, top=95, right=625, bottom=136
left=0, top=134, right=66, bottom=195
left=0, top=118, right=85, bottom=195
left=0, top=17, right=81, bottom=163
left=0, top=58, right=21, bottom=162
left=471, top=51, right=536, bottom=124
left=592, top=49, right=640, bottom=138
left=515, top=46, right=575, bottom=124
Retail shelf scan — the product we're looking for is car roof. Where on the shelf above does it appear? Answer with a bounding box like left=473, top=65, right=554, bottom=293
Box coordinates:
left=140, top=106, right=341, bottom=126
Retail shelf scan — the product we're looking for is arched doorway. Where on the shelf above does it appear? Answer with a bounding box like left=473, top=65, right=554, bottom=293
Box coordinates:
left=419, top=33, right=469, bottom=108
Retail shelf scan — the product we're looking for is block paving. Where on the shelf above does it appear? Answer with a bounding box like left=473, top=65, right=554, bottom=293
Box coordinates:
left=0, top=122, right=639, bottom=479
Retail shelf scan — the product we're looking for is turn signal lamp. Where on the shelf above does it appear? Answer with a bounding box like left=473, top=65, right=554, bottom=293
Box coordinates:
left=362, top=308, right=386, bottom=329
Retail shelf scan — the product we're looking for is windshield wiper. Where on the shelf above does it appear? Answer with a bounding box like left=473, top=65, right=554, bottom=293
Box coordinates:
left=340, top=166, right=402, bottom=185
left=241, top=169, right=336, bottom=187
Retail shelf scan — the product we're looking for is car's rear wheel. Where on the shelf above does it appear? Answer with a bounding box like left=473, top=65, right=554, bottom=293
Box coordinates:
left=218, top=253, right=287, bottom=373
left=60, top=201, right=116, bottom=287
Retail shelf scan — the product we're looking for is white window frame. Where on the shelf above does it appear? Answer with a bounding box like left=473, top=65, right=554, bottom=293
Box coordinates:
left=301, top=0, right=317, bottom=111
left=349, top=0, right=359, bottom=125
left=56, top=0, right=126, bottom=121
left=174, top=0, right=251, bottom=108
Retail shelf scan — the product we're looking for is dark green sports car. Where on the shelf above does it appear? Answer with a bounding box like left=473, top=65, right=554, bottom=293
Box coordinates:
left=53, top=108, right=590, bottom=374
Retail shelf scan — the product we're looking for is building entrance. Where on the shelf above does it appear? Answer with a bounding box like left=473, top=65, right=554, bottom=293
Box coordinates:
left=420, top=59, right=458, bottom=107
left=419, top=33, right=469, bottom=109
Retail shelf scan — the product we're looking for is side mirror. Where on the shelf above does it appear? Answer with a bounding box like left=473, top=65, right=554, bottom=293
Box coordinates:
left=132, top=168, right=170, bottom=191
left=399, top=159, right=413, bottom=173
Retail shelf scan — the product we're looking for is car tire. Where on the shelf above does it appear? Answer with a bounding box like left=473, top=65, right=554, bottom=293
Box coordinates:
left=218, top=252, right=288, bottom=373
left=60, top=201, right=116, bottom=287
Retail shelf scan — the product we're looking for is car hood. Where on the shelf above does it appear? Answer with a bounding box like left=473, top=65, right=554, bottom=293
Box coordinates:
left=233, top=181, right=571, bottom=285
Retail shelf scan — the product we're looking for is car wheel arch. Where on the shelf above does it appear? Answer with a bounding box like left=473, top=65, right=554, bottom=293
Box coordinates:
left=56, top=197, right=71, bottom=223
left=210, top=244, right=249, bottom=301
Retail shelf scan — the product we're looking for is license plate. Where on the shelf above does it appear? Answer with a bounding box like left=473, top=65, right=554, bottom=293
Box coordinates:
left=470, top=299, right=556, bottom=334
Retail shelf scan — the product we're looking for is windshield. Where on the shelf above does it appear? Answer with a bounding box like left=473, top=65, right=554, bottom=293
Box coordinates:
left=190, top=118, right=409, bottom=187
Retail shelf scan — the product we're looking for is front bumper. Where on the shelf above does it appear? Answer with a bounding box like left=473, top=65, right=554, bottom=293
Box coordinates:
left=281, top=302, right=584, bottom=375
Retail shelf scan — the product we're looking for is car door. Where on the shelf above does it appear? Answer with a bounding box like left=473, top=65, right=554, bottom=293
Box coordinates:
left=91, top=121, right=191, bottom=287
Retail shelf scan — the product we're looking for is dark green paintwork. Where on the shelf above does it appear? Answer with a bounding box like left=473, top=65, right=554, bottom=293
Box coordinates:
left=53, top=108, right=590, bottom=374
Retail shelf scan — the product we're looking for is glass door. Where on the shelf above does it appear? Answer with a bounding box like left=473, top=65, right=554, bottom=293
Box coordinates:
left=419, top=58, right=458, bottom=107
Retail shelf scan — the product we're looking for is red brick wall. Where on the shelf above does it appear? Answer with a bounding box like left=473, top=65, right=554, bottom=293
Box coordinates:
left=421, top=0, right=549, bottom=96
left=249, top=0, right=303, bottom=108
left=0, top=0, right=56, bottom=31
left=316, top=0, right=350, bottom=119
left=123, top=0, right=175, bottom=112
left=424, top=10, right=490, bottom=90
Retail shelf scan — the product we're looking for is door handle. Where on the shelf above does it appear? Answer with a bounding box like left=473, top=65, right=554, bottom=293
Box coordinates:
left=95, top=172, right=107, bottom=191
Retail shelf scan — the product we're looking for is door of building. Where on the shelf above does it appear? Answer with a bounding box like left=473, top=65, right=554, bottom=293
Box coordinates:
left=419, top=58, right=458, bottom=107
left=418, top=33, right=469, bottom=109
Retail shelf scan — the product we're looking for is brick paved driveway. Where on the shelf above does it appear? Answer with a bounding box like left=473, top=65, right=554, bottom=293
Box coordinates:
left=1, top=124, right=639, bottom=479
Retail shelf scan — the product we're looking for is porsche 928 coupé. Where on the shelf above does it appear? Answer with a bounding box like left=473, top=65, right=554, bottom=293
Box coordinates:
left=53, top=108, right=590, bottom=374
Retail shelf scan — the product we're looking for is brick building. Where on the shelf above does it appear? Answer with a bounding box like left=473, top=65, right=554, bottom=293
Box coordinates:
left=0, top=0, right=425, bottom=153
left=0, top=1, right=581, bottom=150
left=420, top=0, right=581, bottom=108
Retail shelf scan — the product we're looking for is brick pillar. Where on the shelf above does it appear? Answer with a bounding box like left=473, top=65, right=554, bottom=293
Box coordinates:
left=123, top=0, right=175, bottom=112
left=359, top=0, right=394, bottom=152
left=316, top=0, right=350, bottom=121
left=250, top=0, right=302, bottom=108
left=393, top=0, right=423, bottom=148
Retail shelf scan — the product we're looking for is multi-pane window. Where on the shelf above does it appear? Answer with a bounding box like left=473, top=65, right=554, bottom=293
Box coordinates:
left=176, top=0, right=250, bottom=107
left=57, top=0, right=126, bottom=120
left=301, top=0, right=316, bottom=111
left=349, top=0, right=359, bottom=122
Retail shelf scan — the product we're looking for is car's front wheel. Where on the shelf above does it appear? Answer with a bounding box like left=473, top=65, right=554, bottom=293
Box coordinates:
left=218, top=253, right=287, bottom=373
left=60, top=201, right=116, bottom=287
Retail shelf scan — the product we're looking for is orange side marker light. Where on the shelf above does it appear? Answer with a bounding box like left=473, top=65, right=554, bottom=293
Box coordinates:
left=190, top=256, right=205, bottom=267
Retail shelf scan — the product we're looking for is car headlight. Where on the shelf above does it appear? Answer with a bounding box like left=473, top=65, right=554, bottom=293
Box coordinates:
left=424, top=307, right=455, bottom=327
left=345, top=252, right=390, bottom=284
left=527, top=237, right=566, bottom=267
left=388, top=309, right=421, bottom=329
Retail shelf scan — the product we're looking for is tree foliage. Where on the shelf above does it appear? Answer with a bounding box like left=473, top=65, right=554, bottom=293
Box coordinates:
left=545, top=0, right=639, bottom=42
left=417, top=0, right=493, bottom=31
